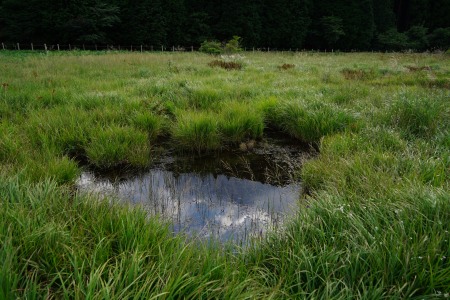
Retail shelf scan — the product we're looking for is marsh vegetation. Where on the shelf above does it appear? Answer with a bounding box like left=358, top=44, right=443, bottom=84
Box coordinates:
left=0, top=51, right=449, bottom=298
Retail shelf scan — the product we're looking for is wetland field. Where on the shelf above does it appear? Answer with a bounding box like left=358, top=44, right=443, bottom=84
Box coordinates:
left=0, top=50, right=449, bottom=298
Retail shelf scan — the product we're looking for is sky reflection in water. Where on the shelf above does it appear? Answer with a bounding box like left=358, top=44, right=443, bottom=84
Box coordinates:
left=77, top=137, right=306, bottom=243
left=78, top=169, right=300, bottom=243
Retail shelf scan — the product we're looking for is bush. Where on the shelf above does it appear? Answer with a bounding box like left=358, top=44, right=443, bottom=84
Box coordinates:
left=406, top=26, right=428, bottom=50
left=199, top=40, right=222, bottom=55
left=428, top=27, right=450, bottom=50
left=224, top=36, right=242, bottom=54
left=200, top=36, right=243, bottom=55
left=377, top=28, right=409, bottom=51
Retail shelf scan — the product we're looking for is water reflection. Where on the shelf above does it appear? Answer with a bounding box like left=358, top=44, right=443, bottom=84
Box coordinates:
left=77, top=169, right=300, bottom=243
left=77, top=136, right=307, bottom=243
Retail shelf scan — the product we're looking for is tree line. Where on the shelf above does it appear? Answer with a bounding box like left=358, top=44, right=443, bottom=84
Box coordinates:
left=0, top=0, right=449, bottom=51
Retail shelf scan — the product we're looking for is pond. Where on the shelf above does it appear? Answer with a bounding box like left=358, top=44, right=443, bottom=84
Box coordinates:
left=76, top=135, right=309, bottom=244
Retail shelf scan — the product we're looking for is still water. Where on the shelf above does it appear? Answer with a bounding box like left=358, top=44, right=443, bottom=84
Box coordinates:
left=77, top=137, right=306, bottom=244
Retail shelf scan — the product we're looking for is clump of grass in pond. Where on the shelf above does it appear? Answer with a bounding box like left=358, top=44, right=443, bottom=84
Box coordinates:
left=24, top=155, right=80, bottom=184
left=171, top=110, right=221, bottom=153
left=208, top=60, right=242, bottom=70
left=269, top=100, right=358, bottom=143
left=218, top=101, right=264, bottom=144
left=86, top=126, right=151, bottom=169
left=132, top=111, right=166, bottom=140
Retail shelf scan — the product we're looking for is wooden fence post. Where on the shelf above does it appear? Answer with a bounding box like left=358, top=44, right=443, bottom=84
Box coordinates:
left=2, top=43, right=4, bottom=50
left=44, top=44, right=48, bottom=53
left=151, top=45, right=153, bottom=51
left=57, top=44, right=60, bottom=51
left=140, top=45, right=143, bottom=52
left=83, top=44, right=85, bottom=50
left=131, top=45, right=133, bottom=51
left=161, top=45, right=164, bottom=52
left=69, top=44, right=71, bottom=51
left=31, top=43, right=34, bottom=51
left=17, top=43, right=20, bottom=50
left=191, top=46, right=193, bottom=52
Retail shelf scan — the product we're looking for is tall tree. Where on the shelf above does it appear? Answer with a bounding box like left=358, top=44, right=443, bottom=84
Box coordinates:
left=261, top=0, right=311, bottom=49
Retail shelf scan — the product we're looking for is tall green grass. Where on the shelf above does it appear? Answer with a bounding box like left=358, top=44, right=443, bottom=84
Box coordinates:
left=0, top=51, right=449, bottom=298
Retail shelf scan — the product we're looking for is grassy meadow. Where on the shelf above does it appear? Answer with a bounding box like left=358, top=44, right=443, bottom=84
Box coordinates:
left=0, top=50, right=449, bottom=298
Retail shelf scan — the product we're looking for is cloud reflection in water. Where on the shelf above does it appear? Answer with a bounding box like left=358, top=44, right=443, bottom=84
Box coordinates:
left=78, top=168, right=300, bottom=243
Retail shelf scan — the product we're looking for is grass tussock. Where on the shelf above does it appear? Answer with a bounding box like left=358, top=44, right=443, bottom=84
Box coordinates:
left=171, top=110, right=221, bottom=153
left=0, top=51, right=449, bottom=298
left=208, top=59, right=242, bottom=70
left=279, top=63, right=295, bottom=70
left=86, top=126, right=151, bottom=169
left=269, top=100, right=358, bottom=143
left=341, top=68, right=376, bottom=80
left=218, top=101, right=265, bottom=143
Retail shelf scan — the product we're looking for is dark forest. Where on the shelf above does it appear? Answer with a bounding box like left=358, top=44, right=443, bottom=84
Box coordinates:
left=0, top=0, right=449, bottom=51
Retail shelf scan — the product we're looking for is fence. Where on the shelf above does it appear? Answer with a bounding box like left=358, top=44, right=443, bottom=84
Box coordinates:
left=1, top=42, right=332, bottom=53
left=0, top=43, right=202, bottom=52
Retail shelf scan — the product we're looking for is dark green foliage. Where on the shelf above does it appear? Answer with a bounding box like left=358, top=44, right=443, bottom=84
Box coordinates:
left=224, top=36, right=243, bottom=53
left=320, top=16, right=345, bottom=47
left=199, top=40, right=222, bottom=54
left=377, top=28, right=410, bottom=50
left=428, top=27, right=450, bottom=49
left=0, top=0, right=448, bottom=50
left=200, top=36, right=242, bottom=55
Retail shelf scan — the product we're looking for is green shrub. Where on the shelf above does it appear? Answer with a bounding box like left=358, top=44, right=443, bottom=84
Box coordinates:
left=200, top=36, right=243, bottom=55
left=224, top=36, right=243, bottom=54
left=199, top=40, right=222, bottom=55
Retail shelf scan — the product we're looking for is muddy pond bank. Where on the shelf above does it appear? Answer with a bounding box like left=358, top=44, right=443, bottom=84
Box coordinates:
left=77, top=134, right=312, bottom=244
